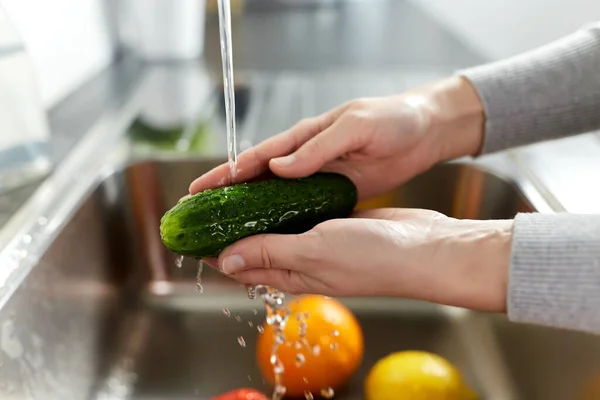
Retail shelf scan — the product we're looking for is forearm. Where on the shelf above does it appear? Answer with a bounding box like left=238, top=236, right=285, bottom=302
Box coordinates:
left=509, top=213, right=600, bottom=333
left=458, top=22, right=600, bottom=154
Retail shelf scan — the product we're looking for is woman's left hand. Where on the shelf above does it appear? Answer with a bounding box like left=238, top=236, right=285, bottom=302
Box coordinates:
left=208, top=208, right=514, bottom=312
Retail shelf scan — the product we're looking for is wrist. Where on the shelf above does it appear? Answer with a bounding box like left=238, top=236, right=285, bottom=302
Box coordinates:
left=416, top=76, right=486, bottom=161
left=431, top=218, right=513, bottom=312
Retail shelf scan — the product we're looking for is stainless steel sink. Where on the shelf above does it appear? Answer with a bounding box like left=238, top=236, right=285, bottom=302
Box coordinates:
left=1, top=158, right=600, bottom=400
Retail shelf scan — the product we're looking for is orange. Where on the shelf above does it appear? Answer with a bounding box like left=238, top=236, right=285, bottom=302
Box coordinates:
left=256, top=295, right=364, bottom=397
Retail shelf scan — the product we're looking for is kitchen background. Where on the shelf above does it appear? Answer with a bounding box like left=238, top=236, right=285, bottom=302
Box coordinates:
left=1, top=0, right=599, bottom=109
left=1, top=2, right=600, bottom=399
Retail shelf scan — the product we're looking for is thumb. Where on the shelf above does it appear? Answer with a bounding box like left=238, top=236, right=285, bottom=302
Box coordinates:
left=269, top=119, right=361, bottom=178
left=218, top=232, right=320, bottom=275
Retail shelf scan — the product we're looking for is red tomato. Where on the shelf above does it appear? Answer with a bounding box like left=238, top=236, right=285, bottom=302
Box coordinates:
left=210, top=388, right=269, bottom=400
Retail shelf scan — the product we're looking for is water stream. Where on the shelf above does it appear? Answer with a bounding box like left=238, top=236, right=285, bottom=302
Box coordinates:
left=215, top=2, right=317, bottom=398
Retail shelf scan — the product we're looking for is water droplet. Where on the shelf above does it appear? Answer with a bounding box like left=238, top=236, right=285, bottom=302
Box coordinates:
left=222, top=308, right=231, bottom=317
left=274, top=384, right=286, bottom=398
left=304, top=390, right=314, bottom=400
left=257, top=326, right=264, bottom=334
left=295, top=341, right=303, bottom=350
left=303, top=377, right=309, bottom=384
left=247, top=375, right=252, bottom=381
left=246, top=285, right=256, bottom=299
left=273, top=363, right=284, bottom=375
left=320, top=387, right=335, bottom=398
left=195, top=260, right=204, bottom=293
left=235, top=315, right=242, bottom=322
left=330, top=343, right=338, bottom=351
left=237, top=336, right=246, bottom=347
left=295, top=353, right=305, bottom=367
left=312, top=345, right=321, bottom=356
left=252, top=309, right=258, bottom=315
left=37, top=217, right=48, bottom=226
left=22, top=235, right=32, bottom=244
left=270, top=355, right=277, bottom=365
left=175, top=256, right=184, bottom=268
left=248, top=321, right=254, bottom=327
left=332, top=330, right=339, bottom=337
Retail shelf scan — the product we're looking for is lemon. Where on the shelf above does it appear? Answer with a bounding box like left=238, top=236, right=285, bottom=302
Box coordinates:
left=364, top=351, right=478, bottom=400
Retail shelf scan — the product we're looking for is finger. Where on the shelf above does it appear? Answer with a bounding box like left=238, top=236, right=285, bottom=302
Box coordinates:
left=269, top=116, right=365, bottom=178
left=189, top=102, right=351, bottom=194
left=189, top=116, right=329, bottom=194
left=217, top=232, right=320, bottom=275
left=228, top=269, right=302, bottom=294
left=201, top=257, right=219, bottom=269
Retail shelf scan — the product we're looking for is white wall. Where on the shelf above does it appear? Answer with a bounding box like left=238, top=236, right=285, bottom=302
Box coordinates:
left=410, top=0, right=600, bottom=62
left=1, top=0, right=116, bottom=108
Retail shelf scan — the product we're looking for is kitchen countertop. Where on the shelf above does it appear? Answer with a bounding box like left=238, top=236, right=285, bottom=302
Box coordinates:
left=1, top=0, right=599, bottom=250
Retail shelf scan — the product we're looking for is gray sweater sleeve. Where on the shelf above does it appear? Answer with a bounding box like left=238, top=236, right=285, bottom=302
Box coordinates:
left=456, top=23, right=600, bottom=333
left=459, top=22, right=600, bottom=154
left=509, top=213, right=600, bottom=332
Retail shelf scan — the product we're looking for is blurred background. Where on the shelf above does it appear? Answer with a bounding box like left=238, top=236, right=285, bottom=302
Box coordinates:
left=2, top=0, right=598, bottom=110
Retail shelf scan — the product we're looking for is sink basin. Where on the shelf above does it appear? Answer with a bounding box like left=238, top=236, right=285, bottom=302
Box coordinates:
left=1, top=159, right=599, bottom=400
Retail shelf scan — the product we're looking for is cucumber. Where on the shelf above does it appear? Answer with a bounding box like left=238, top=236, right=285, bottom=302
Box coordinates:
left=159, top=172, right=358, bottom=258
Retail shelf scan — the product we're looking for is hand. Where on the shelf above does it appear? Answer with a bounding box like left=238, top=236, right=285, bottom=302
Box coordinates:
left=210, top=208, right=514, bottom=312
left=189, top=76, right=484, bottom=201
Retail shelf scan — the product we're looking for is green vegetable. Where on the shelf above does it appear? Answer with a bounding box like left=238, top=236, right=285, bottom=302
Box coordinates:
left=159, top=172, right=358, bottom=257
left=129, top=118, right=210, bottom=153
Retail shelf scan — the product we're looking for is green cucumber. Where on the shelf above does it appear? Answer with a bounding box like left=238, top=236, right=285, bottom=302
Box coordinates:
left=159, top=172, right=358, bottom=257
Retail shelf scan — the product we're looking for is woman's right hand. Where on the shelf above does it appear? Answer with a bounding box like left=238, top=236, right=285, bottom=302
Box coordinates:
left=190, top=76, right=485, bottom=201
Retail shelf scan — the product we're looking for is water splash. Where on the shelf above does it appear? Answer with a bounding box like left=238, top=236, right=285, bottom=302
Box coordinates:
left=195, top=260, right=204, bottom=293
left=175, top=255, right=184, bottom=269
left=246, top=285, right=257, bottom=299
left=295, top=353, right=305, bottom=367
left=320, top=387, right=335, bottom=399
left=257, top=285, right=290, bottom=400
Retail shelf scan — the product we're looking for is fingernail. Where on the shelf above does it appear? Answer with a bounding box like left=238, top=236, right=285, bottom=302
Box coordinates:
left=272, top=155, right=296, bottom=166
left=221, top=255, right=246, bottom=274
